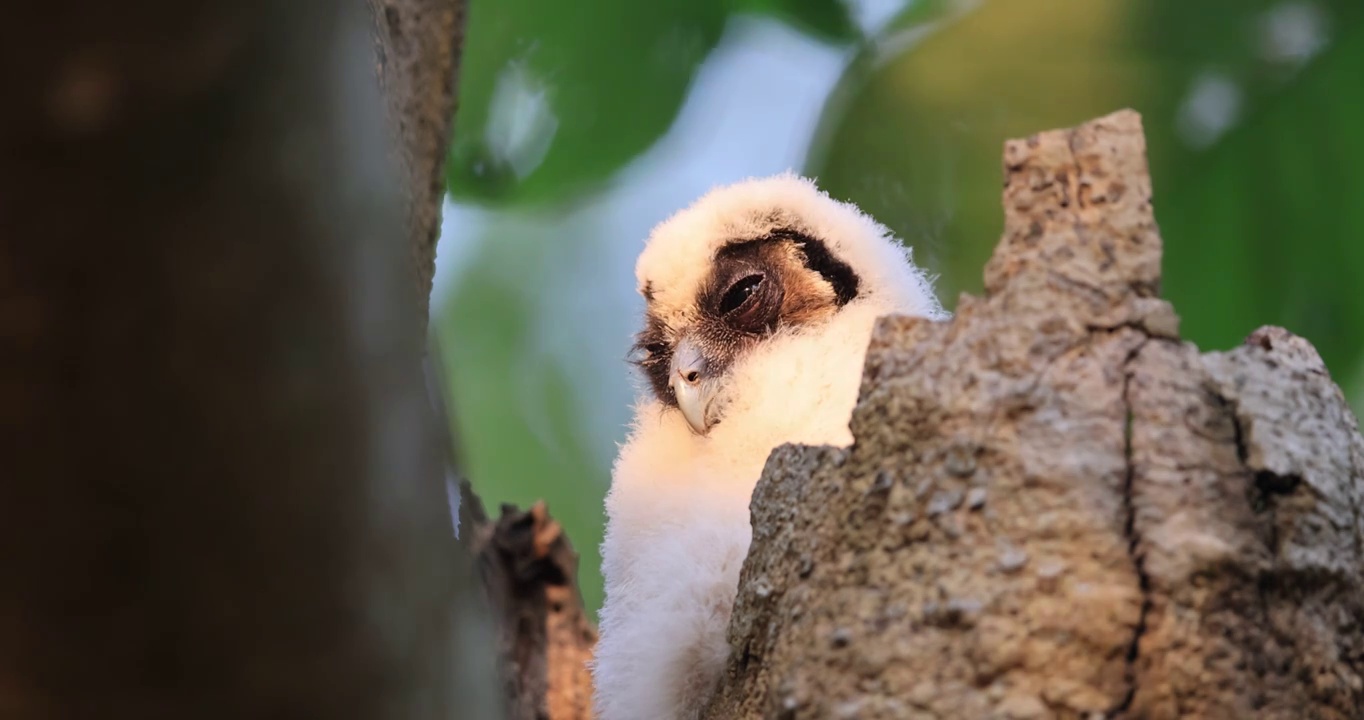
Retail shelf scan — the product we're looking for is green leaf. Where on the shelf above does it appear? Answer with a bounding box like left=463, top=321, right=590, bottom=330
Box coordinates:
left=808, top=0, right=1364, bottom=414
left=1159, top=24, right=1364, bottom=391
left=437, top=232, right=610, bottom=613
left=739, top=0, right=859, bottom=43
left=447, top=0, right=728, bottom=206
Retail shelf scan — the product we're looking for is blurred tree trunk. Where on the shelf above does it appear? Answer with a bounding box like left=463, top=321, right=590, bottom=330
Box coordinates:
left=368, top=1, right=598, bottom=719
left=1, top=2, right=476, bottom=717
left=703, top=111, right=1364, bottom=720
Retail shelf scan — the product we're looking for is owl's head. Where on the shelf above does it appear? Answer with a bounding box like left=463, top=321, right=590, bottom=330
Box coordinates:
left=630, top=173, right=945, bottom=435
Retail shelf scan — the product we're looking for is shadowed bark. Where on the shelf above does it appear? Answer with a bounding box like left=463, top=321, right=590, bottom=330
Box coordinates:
left=1, top=2, right=466, bottom=717
left=461, top=485, right=599, bottom=720
left=368, top=0, right=467, bottom=327
left=703, top=110, right=1364, bottom=720
left=365, top=0, right=599, bottom=716
left=366, top=1, right=518, bottom=716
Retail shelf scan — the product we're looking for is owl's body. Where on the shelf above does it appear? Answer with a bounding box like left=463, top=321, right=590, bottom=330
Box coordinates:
left=592, top=175, right=945, bottom=720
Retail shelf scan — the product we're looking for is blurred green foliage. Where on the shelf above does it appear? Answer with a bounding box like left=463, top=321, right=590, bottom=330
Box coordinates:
left=447, top=0, right=726, bottom=203
left=441, top=220, right=614, bottom=611
left=439, top=0, right=1364, bottom=617
left=813, top=0, right=1364, bottom=378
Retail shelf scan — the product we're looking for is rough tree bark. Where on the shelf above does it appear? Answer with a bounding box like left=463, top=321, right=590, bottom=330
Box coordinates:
left=365, top=1, right=599, bottom=718
left=460, top=486, right=599, bottom=720
left=2, top=2, right=464, bottom=717
left=368, top=0, right=466, bottom=326
left=703, top=110, right=1364, bottom=719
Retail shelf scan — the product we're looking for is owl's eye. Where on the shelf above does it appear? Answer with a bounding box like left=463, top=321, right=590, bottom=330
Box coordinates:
left=719, top=274, right=764, bottom=315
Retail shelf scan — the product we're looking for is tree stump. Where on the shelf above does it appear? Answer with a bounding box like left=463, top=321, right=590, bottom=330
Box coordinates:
left=461, top=484, right=598, bottom=720
left=703, top=110, right=1364, bottom=720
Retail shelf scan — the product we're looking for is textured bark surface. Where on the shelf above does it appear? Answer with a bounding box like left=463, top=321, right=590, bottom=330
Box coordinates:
left=461, top=485, right=599, bottom=720
left=703, top=110, right=1364, bottom=720
left=1, top=3, right=464, bottom=717
left=368, top=0, right=467, bottom=325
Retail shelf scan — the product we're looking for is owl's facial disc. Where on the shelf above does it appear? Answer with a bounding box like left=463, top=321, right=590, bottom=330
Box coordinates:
left=633, top=229, right=861, bottom=436
left=669, top=337, right=720, bottom=435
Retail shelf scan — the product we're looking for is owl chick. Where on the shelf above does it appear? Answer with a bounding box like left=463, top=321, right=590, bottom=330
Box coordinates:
left=592, top=173, right=947, bottom=720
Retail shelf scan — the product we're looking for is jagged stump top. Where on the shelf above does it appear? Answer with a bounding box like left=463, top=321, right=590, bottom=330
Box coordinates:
left=702, top=110, right=1364, bottom=720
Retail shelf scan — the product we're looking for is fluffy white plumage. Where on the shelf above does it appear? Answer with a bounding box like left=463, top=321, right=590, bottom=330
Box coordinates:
left=592, top=173, right=946, bottom=720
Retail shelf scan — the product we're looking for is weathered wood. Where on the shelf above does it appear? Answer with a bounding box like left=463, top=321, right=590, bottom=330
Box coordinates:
left=462, top=485, right=599, bottom=720
left=1130, top=327, right=1364, bottom=717
left=703, top=110, right=1364, bottom=720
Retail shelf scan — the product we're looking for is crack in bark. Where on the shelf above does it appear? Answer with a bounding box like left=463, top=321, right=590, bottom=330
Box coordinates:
left=705, top=112, right=1364, bottom=720
left=1217, top=390, right=1305, bottom=556
left=1111, top=336, right=1152, bottom=716
left=1354, top=464, right=1364, bottom=575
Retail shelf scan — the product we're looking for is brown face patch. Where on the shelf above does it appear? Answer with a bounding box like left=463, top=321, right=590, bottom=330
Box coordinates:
left=630, top=230, right=861, bottom=407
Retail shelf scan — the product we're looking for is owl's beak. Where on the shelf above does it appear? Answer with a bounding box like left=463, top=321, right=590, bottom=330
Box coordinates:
left=670, top=338, right=717, bottom=435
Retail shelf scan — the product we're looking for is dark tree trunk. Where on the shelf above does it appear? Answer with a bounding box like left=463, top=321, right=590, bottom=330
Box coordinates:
left=1, top=3, right=468, bottom=716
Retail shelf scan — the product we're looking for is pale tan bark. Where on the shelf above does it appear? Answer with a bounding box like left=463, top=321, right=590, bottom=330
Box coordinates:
left=703, top=110, right=1364, bottom=720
